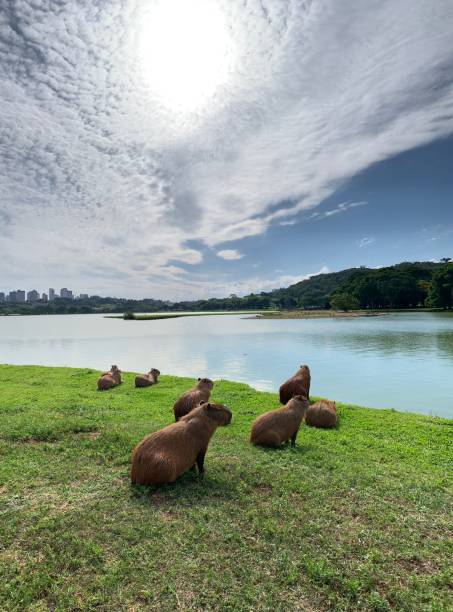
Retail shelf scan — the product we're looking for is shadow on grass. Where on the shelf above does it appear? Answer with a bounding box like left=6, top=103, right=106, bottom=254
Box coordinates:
left=130, top=468, right=244, bottom=508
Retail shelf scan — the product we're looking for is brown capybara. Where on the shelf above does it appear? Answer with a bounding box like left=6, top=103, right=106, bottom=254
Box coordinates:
left=173, top=378, right=214, bottom=421
left=135, top=368, right=160, bottom=388
left=305, top=400, right=337, bottom=428
left=250, top=395, right=309, bottom=447
left=97, top=365, right=122, bottom=391
left=130, top=402, right=232, bottom=485
left=279, top=365, right=311, bottom=404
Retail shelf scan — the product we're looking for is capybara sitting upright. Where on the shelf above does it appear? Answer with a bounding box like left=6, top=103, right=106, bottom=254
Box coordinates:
left=135, top=368, right=160, bottom=388
left=279, top=365, right=311, bottom=404
left=305, top=400, right=337, bottom=428
left=173, top=378, right=214, bottom=421
left=131, top=402, right=232, bottom=485
left=97, top=365, right=122, bottom=391
left=250, top=395, right=309, bottom=447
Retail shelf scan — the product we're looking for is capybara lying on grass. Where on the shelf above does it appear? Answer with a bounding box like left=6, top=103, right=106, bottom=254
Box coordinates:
left=279, top=365, right=311, bottom=404
left=97, top=365, right=122, bottom=391
left=135, top=368, right=160, bottom=388
left=305, top=400, right=337, bottom=428
left=173, top=378, right=214, bottom=421
left=131, top=402, right=232, bottom=485
left=250, top=395, right=309, bottom=447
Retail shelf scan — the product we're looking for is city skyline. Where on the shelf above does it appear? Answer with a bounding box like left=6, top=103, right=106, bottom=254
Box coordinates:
left=0, top=287, right=86, bottom=303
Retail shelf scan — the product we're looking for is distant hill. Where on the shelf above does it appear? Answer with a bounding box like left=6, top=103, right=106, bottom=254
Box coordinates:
left=182, top=260, right=447, bottom=310
left=269, top=268, right=360, bottom=309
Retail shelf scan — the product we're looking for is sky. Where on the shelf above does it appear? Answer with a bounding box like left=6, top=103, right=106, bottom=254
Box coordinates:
left=0, top=0, right=452, bottom=300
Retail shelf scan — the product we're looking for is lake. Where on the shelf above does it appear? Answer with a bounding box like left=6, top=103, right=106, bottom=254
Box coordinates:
left=0, top=312, right=452, bottom=417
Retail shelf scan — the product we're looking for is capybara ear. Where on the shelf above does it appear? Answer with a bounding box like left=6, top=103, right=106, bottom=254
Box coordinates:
left=198, top=377, right=201, bottom=381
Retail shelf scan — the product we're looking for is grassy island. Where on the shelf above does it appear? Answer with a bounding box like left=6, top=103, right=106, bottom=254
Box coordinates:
left=0, top=365, right=451, bottom=611
left=254, top=310, right=387, bottom=319
left=106, top=311, right=270, bottom=321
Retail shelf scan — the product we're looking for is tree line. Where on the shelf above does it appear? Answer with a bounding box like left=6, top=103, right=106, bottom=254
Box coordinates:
left=1, top=260, right=452, bottom=316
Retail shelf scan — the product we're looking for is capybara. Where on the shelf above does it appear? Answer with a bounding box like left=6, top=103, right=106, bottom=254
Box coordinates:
left=135, top=368, right=160, bottom=388
left=250, top=395, right=309, bottom=447
left=131, top=402, right=232, bottom=485
left=305, top=400, right=337, bottom=428
left=173, top=378, right=214, bottom=421
left=97, top=365, right=122, bottom=391
left=279, top=365, right=311, bottom=404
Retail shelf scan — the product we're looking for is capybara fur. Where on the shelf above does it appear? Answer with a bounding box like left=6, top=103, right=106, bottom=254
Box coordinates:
left=131, top=402, right=232, bottom=485
left=279, top=365, right=311, bottom=404
left=173, top=378, right=214, bottom=421
left=305, top=400, right=337, bottom=428
left=250, top=395, right=309, bottom=447
left=97, top=365, right=122, bottom=391
left=135, top=368, right=160, bottom=388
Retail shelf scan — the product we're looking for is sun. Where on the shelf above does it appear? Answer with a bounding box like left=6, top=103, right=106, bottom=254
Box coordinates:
left=138, top=0, right=233, bottom=113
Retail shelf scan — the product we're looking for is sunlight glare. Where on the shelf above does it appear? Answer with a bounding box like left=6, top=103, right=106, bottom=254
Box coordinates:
left=139, top=0, right=233, bottom=113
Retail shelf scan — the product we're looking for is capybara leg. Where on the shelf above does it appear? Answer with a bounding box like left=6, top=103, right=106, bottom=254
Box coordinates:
left=196, top=449, right=206, bottom=477
left=190, top=464, right=197, bottom=473
left=291, top=429, right=299, bottom=446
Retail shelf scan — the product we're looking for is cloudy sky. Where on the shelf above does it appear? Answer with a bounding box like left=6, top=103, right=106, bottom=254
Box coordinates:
left=1, top=0, right=453, bottom=300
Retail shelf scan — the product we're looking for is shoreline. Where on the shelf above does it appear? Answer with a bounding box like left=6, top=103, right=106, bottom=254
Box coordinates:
left=0, top=307, right=449, bottom=318
left=0, top=363, right=450, bottom=420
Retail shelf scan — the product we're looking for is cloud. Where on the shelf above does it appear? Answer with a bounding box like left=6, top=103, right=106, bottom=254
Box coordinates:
left=279, top=220, right=297, bottom=226
left=164, top=266, right=331, bottom=300
left=359, top=237, right=375, bottom=248
left=216, top=249, right=244, bottom=260
left=308, top=201, right=367, bottom=221
left=1, top=0, right=453, bottom=297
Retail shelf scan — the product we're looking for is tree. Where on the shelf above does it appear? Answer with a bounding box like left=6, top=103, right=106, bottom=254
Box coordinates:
left=330, top=293, right=360, bottom=311
left=427, top=264, right=453, bottom=309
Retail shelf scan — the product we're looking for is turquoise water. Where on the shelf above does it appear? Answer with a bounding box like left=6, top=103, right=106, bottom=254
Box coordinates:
left=0, top=312, right=452, bottom=417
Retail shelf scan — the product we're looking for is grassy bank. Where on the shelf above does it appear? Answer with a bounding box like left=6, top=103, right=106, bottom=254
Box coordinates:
left=0, top=365, right=451, bottom=611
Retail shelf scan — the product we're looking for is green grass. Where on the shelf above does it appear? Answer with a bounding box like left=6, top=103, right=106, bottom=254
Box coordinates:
left=0, top=365, right=451, bottom=611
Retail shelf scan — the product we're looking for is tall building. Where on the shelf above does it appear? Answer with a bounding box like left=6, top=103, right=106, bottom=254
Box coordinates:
left=0, top=292, right=5, bottom=302
left=27, top=290, right=39, bottom=302
left=8, top=291, right=17, bottom=302
left=79, top=293, right=89, bottom=300
left=16, top=290, right=25, bottom=302
left=41, top=293, right=48, bottom=302
left=60, top=288, right=73, bottom=299
left=49, top=288, right=55, bottom=301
